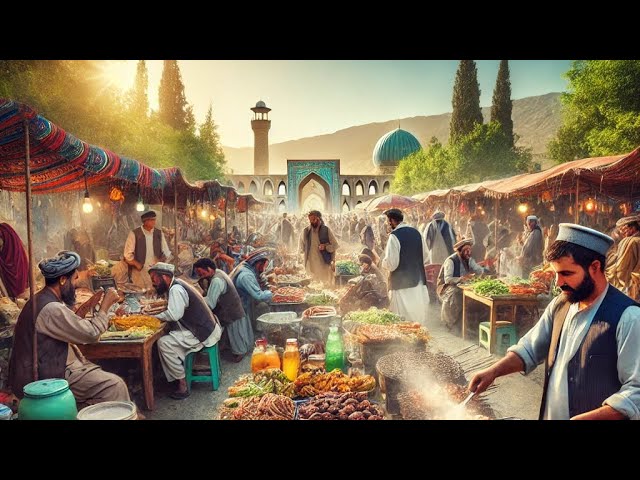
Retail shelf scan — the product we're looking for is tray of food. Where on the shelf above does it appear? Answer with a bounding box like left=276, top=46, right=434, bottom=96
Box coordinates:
left=295, top=392, right=385, bottom=420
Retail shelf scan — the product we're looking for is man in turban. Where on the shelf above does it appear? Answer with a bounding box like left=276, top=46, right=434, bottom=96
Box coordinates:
left=8, top=251, right=129, bottom=407
left=423, top=210, right=457, bottom=265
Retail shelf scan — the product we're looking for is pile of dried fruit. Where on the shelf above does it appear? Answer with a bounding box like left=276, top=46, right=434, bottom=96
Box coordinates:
left=297, top=392, right=384, bottom=420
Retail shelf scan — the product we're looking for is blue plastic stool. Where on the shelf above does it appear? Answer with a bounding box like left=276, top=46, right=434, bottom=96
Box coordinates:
left=185, top=344, right=221, bottom=392
left=479, top=321, right=517, bottom=356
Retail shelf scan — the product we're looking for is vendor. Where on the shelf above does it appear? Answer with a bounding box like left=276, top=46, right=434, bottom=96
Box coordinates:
left=230, top=249, right=273, bottom=333
left=436, top=239, right=489, bottom=333
left=8, top=251, right=129, bottom=407
left=123, top=210, right=173, bottom=290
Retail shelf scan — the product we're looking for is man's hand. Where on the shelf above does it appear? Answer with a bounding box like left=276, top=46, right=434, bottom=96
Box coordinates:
left=318, top=244, right=326, bottom=251
left=75, top=290, right=104, bottom=318
left=468, top=367, right=497, bottom=395
left=99, top=287, right=121, bottom=313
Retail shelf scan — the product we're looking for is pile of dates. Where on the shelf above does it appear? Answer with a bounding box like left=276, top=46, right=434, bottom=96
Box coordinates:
left=297, top=391, right=384, bottom=420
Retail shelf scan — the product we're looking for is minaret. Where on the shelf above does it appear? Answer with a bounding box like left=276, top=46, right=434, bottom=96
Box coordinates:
left=251, top=100, right=271, bottom=175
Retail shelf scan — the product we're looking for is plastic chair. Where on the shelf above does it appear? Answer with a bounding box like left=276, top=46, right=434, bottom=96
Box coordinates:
left=185, top=344, right=221, bottom=392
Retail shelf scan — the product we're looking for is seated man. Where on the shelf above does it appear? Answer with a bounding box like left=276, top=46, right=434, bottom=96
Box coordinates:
left=230, top=250, right=274, bottom=332
left=193, top=258, right=252, bottom=362
left=436, top=239, right=489, bottom=332
left=149, top=262, right=222, bottom=399
left=8, top=251, right=128, bottom=407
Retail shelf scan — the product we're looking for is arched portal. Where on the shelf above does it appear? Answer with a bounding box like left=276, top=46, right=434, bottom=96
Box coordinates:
left=249, top=181, right=258, bottom=194
left=263, top=180, right=274, bottom=196
left=368, top=180, right=378, bottom=196
left=237, top=181, right=245, bottom=193
left=355, top=181, right=364, bottom=196
left=342, top=181, right=351, bottom=196
left=298, top=173, right=331, bottom=213
left=342, top=201, right=350, bottom=213
left=278, top=200, right=286, bottom=213
left=278, top=181, right=287, bottom=196
left=382, top=181, right=390, bottom=193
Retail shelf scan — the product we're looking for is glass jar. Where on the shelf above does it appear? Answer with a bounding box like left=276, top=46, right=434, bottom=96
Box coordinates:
left=282, top=338, right=301, bottom=381
left=251, top=339, right=268, bottom=373
left=264, top=345, right=281, bottom=370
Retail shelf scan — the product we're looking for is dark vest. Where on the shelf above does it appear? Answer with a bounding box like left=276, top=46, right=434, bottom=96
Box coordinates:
left=436, top=253, right=463, bottom=298
left=173, top=279, right=218, bottom=342
left=133, top=227, right=164, bottom=264
left=540, top=285, right=638, bottom=419
left=8, top=288, right=68, bottom=398
left=210, top=270, right=245, bottom=326
left=305, top=224, right=332, bottom=265
left=389, top=226, right=427, bottom=290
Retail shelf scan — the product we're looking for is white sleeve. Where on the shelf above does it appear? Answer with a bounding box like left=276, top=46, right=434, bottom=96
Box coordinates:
left=161, top=233, right=173, bottom=262
left=156, top=284, right=189, bottom=322
left=381, top=234, right=400, bottom=272
left=123, top=231, right=136, bottom=262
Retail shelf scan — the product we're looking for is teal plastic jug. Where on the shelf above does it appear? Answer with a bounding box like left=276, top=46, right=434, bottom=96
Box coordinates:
left=18, top=379, right=78, bottom=420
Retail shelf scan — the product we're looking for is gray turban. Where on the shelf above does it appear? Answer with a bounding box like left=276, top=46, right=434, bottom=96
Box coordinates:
left=39, top=250, right=81, bottom=279
left=432, top=211, right=445, bottom=220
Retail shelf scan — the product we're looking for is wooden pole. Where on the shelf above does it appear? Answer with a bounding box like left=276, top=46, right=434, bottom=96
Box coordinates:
left=173, top=187, right=178, bottom=267
left=575, top=177, right=580, bottom=224
left=224, top=191, right=229, bottom=245
left=245, top=206, right=249, bottom=240
left=494, top=197, right=499, bottom=254
left=24, top=119, right=38, bottom=380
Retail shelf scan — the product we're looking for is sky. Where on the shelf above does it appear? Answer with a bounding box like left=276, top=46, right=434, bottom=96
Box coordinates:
left=101, top=60, right=572, bottom=148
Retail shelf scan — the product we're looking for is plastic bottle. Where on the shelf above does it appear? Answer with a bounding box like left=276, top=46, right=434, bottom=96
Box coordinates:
left=282, top=338, right=301, bottom=381
left=251, top=339, right=268, bottom=373
left=325, top=325, right=345, bottom=373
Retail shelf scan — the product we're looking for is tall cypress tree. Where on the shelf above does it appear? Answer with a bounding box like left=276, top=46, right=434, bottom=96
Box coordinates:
left=131, top=60, right=149, bottom=118
left=200, top=102, right=224, bottom=159
left=158, top=60, right=191, bottom=130
left=449, top=60, right=483, bottom=143
left=490, top=60, right=514, bottom=147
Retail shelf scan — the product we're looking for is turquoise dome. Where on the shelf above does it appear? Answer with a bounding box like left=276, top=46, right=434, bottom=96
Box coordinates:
left=372, top=128, right=421, bottom=167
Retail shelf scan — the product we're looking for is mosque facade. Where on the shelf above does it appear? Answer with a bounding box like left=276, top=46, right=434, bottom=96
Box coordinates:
left=226, top=101, right=421, bottom=213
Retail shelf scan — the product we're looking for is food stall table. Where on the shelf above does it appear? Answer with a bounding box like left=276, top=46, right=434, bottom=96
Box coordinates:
left=461, top=287, right=539, bottom=354
left=76, top=324, right=167, bottom=411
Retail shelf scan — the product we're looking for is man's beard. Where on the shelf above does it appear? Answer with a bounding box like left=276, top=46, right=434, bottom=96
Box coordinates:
left=560, top=270, right=595, bottom=303
left=154, top=280, right=169, bottom=295
left=61, top=281, right=76, bottom=307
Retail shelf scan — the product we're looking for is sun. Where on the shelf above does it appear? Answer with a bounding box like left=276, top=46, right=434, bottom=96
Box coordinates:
left=96, top=60, right=137, bottom=92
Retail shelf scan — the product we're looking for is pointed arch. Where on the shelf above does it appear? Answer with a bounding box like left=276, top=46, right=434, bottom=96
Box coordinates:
left=263, top=179, right=274, bottom=196
left=382, top=181, right=390, bottom=193
left=342, top=181, right=351, bottom=196
left=355, top=180, right=364, bottom=196
left=342, top=201, right=350, bottom=213
left=249, top=180, right=258, bottom=194
left=278, top=181, right=287, bottom=196
left=237, top=181, right=245, bottom=193
left=368, top=180, right=378, bottom=196
left=278, top=200, right=286, bottom=212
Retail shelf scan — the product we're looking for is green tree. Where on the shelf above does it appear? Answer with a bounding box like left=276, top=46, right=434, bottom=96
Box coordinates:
left=490, top=60, right=513, bottom=148
left=449, top=60, right=483, bottom=143
left=549, top=60, right=640, bottom=163
left=158, top=60, right=191, bottom=130
left=130, top=60, right=149, bottom=118
left=200, top=103, right=225, bottom=159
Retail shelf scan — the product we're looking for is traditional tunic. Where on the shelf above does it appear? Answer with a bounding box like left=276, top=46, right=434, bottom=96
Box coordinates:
left=204, top=274, right=253, bottom=356
left=606, top=234, right=640, bottom=300
left=26, top=301, right=129, bottom=404
left=233, top=263, right=273, bottom=333
left=382, top=224, right=429, bottom=324
left=124, top=226, right=173, bottom=290
left=155, top=281, right=221, bottom=382
left=423, top=219, right=456, bottom=265
left=439, top=253, right=486, bottom=330
left=300, top=223, right=338, bottom=286
left=520, top=226, right=544, bottom=277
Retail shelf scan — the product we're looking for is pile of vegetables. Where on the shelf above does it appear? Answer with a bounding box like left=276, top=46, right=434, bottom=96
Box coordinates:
left=305, top=292, right=338, bottom=306
left=227, top=368, right=295, bottom=398
left=344, top=307, right=402, bottom=325
left=472, top=279, right=510, bottom=297
left=89, top=260, right=112, bottom=277
left=336, top=260, right=359, bottom=276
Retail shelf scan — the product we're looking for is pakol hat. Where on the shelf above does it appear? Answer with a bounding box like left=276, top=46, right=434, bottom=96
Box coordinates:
left=556, top=223, right=613, bottom=256
left=453, top=238, right=474, bottom=251
left=148, top=262, right=175, bottom=276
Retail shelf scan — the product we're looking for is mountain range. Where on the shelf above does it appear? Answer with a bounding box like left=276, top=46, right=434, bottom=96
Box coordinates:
left=222, top=92, right=563, bottom=175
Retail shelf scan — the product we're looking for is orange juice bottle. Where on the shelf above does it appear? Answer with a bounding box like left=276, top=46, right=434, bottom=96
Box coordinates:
left=264, top=345, right=281, bottom=370
left=283, top=339, right=300, bottom=381
left=251, top=339, right=268, bottom=373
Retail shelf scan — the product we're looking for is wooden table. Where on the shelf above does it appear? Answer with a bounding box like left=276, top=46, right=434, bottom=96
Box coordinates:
left=77, top=325, right=167, bottom=411
left=461, top=288, right=539, bottom=354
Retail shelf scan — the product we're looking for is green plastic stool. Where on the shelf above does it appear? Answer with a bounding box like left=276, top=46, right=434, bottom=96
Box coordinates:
left=185, top=344, right=221, bottom=392
left=479, top=321, right=517, bottom=356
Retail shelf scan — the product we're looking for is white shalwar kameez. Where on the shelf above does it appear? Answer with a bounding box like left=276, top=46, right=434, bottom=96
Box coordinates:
left=155, top=281, right=221, bottom=382
left=382, top=223, right=430, bottom=325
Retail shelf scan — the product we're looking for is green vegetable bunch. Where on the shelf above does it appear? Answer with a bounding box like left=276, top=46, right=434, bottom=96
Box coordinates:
left=336, top=260, right=360, bottom=276
left=344, top=307, right=402, bottom=325
left=473, top=279, right=510, bottom=297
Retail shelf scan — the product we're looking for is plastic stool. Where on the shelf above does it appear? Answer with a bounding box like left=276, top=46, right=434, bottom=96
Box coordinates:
left=185, top=344, right=221, bottom=392
left=479, top=321, right=517, bottom=356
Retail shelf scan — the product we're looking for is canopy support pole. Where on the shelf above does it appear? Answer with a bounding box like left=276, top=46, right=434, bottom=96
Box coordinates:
left=245, top=207, right=249, bottom=241
left=24, top=119, right=38, bottom=380
left=575, top=177, right=580, bottom=224
left=224, top=192, right=229, bottom=245
left=494, top=197, right=499, bottom=256
left=174, top=187, right=178, bottom=267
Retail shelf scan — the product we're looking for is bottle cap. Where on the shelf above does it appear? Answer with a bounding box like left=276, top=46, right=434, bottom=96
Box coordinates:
left=255, top=338, right=267, bottom=346
left=286, top=338, right=298, bottom=344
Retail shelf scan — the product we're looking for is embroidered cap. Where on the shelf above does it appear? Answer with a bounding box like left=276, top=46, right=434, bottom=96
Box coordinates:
left=555, top=223, right=613, bottom=256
